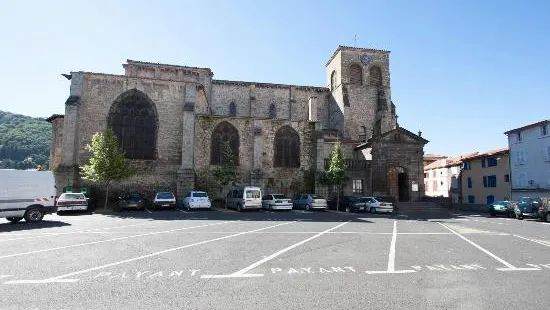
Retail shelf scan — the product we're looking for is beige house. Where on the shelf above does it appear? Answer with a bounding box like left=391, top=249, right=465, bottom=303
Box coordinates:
left=460, top=148, right=511, bottom=204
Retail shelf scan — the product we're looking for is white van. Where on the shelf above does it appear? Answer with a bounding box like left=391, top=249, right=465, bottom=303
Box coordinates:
left=0, top=169, right=57, bottom=223
left=226, top=186, right=262, bottom=212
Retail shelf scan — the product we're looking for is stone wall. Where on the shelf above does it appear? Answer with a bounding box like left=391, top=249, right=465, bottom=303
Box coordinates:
left=47, top=116, right=64, bottom=172
left=193, top=115, right=316, bottom=198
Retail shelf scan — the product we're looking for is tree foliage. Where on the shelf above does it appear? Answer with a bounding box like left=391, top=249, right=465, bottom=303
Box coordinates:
left=326, top=141, right=348, bottom=211
left=0, top=110, right=51, bottom=170
left=80, top=129, right=134, bottom=210
left=213, top=140, right=240, bottom=196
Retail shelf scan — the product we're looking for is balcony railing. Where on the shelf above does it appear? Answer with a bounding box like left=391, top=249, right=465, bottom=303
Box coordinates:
left=324, top=159, right=369, bottom=171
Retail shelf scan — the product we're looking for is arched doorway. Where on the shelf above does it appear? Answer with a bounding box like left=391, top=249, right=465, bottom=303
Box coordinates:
left=387, top=166, right=409, bottom=202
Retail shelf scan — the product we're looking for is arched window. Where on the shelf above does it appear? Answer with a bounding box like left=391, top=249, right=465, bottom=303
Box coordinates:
left=229, top=102, right=236, bottom=116
left=274, top=126, right=300, bottom=167
left=108, top=89, right=157, bottom=160
left=268, top=104, right=277, bottom=119
left=330, top=70, right=337, bottom=91
left=210, top=121, right=239, bottom=165
left=369, top=66, right=382, bottom=86
left=349, top=64, right=363, bottom=85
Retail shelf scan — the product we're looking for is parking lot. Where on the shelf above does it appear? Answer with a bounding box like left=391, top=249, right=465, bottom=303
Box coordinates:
left=1, top=207, right=550, bottom=310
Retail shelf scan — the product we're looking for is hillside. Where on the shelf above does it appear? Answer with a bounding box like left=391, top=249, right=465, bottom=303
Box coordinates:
left=0, top=110, right=52, bottom=170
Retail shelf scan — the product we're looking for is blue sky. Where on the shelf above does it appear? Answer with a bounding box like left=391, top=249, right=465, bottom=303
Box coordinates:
left=1, top=0, right=548, bottom=156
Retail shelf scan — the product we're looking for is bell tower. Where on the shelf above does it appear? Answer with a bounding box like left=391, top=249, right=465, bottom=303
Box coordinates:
left=325, top=46, right=396, bottom=141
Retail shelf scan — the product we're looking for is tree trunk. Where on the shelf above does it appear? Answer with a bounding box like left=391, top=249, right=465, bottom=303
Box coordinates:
left=103, top=182, right=111, bottom=212
left=336, top=185, right=340, bottom=212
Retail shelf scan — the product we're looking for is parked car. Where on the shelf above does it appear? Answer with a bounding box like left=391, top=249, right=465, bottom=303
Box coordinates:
left=182, top=191, right=212, bottom=211
left=226, top=186, right=262, bottom=212
left=56, top=192, right=89, bottom=214
left=488, top=200, right=515, bottom=217
left=514, top=197, right=542, bottom=220
left=118, top=193, right=146, bottom=211
left=328, top=196, right=365, bottom=212
left=361, top=196, right=394, bottom=214
left=262, top=194, right=292, bottom=211
left=538, top=198, right=550, bottom=222
left=293, top=194, right=327, bottom=211
left=152, top=192, right=177, bottom=210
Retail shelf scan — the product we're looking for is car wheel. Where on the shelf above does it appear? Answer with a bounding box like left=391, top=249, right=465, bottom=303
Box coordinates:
left=345, top=206, right=351, bottom=213
left=269, top=204, right=273, bottom=211
left=545, top=213, right=550, bottom=223
left=6, top=217, right=23, bottom=223
left=237, top=204, right=243, bottom=212
left=305, top=204, right=311, bottom=211
left=24, top=208, right=44, bottom=223
left=371, top=207, right=376, bottom=214
left=516, top=212, right=523, bottom=220
left=490, top=211, right=496, bottom=217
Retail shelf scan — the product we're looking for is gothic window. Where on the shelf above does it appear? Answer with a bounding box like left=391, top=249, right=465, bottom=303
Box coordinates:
left=349, top=64, right=363, bottom=85
left=210, top=121, right=240, bottom=165
left=229, top=102, right=236, bottom=116
left=274, top=125, right=300, bottom=168
left=330, top=70, right=337, bottom=91
left=108, top=89, right=157, bottom=160
left=268, top=104, right=277, bottom=119
left=369, top=66, right=383, bottom=86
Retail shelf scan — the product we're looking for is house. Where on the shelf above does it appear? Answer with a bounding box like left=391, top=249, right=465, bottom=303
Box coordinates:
left=460, top=148, right=511, bottom=204
left=423, top=152, right=478, bottom=202
left=504, top=120, right=550, bottom=199
left=423, top=153, right=446, bottom=167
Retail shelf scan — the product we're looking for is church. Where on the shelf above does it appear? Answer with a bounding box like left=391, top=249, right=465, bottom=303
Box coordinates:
left=47, top=45, right=428, bottom=202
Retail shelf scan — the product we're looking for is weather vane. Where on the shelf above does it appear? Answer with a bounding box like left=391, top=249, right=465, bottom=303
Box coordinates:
left=354, top=35, right=357, bottom=46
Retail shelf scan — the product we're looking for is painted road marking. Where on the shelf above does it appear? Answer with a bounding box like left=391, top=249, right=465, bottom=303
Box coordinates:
left=0, top=221, right=229, bottom=260
left=201, top=221, right=350, bottom=279
left=0, top=275, right=13, bottom=279
left=0, top=221, right=162, bottom=242
left=411, top=264, right=486, bottom=271
left=365, top=220, right=416, bottom=274
left=437, top=222, right=540, bottom=272
left=4, top=221, right=294, bottom=284
left=513, top=235, right=550, bottom=247
left=145, top=208, right=152, bottom=214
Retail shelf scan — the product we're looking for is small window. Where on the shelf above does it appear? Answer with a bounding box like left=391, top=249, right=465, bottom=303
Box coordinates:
left=353, top=179, right=363, bottom=194
left=517, top=132, right=522, bottom=142
left=542, top=124, right=548, bottom=136
left=483, top=176, right=487, bottom=187
left=229, top=102, right=237, bottom=116
left=487, top=195, right=495, bottom=204
left=488, top=175, right=497, bottom=187
left=330, top=70, right=337, bottom=91
left=487, top=157, right=498, bottom=167
left=544, top=146, right=550, bottom=160
left=440, top=181, right=444, bottom=186
left=468, top=195, right=475, bottom=204
left=467, top=177, right=472, bottom=188
left=481, top=159, right=486, bottom=168
left=193, top=192, right=207, bottom=197
left=268, top=104, right=277, bottom=119
left=504, top=174, right=510, bottom=182
left=433, top=180, right=438, bottom=191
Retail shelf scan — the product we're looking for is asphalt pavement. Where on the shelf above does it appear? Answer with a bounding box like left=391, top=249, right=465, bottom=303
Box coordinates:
left=1, top=207, right=549, bottom=310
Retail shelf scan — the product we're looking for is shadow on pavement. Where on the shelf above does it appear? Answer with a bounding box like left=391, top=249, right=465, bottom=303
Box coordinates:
left=0, top=220, right=72, bottom=233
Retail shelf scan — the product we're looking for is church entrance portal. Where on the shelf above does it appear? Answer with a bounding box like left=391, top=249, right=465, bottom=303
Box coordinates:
left=388, top=166, right=409, bottom=202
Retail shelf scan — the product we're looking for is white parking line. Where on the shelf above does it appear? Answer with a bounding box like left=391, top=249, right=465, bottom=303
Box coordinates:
left=513, top=235, right=550, bottom=247
left=437, top=222, right=540, bottom=272
left=0, top=221, right=229, bottom=260
left=366, top=220, right=416, bottom=274
left=4, top=221, right=294, bottom=284
left=201, top=221, right=350, bottom=279
left=145, top=208, right=152, bottom=214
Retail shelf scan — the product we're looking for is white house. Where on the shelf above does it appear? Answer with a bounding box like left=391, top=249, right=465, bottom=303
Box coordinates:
left=504, top=119, right=550, bottom=199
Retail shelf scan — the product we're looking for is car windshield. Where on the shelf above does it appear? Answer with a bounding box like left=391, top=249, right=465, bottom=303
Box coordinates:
left=60, top=193, right=84, bottom=200
left=126, top=194, right=141, bottom=200
left=193, top=192, right=208, bottom=197
left=246, top=190, right=261, bottom=199
left=273, top=194, right=287, bottom=199
left=156, top=192, right=174, bottom=199
left=493, top=201, right=508, bottom=205
left=310, top=195, right=323, bottom=199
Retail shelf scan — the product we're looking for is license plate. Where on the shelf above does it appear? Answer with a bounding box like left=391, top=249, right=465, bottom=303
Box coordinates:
left=129, top=204, right=137, bottom=207
left=162, top=204, right=169, bottom=207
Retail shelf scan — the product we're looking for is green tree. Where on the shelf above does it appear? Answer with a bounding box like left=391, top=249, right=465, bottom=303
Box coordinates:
left=213, top=140, right=240, bottom=208
left=327, top=141, right=348, bottom=212
left=80, top=129, right=135, bottom=211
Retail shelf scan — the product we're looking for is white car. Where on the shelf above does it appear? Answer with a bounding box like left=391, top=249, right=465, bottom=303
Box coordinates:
left=152, top=192, right=177, bottom=209
left=362, top=197, right=394, bottom=214
left=56, top=193, right=89, bottom=213
left=262, top=194, right=292, bottom=211
left=182, top=191, right=212, bottom=211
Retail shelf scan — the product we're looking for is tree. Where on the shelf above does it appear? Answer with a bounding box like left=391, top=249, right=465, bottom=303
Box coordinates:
left=327, top=141, right=348, bottom=212
left=212, top=140, right=240, bottom=209
left=80, top=129, right=134, bottom=211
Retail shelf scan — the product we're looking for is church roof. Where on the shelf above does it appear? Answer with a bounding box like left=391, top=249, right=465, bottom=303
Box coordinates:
left=212, top=79, right=329, bottom=92
left=125, top=59, right=213, bottom=73
left=326, top=45, right=391, bottom=66
left=45, top=114, right=64, bottom=123
left=354, top=127, right=428, bottom=150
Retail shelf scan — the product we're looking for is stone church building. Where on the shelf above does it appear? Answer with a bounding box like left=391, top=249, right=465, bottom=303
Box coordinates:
left=47, top=45, right=428, bottom=201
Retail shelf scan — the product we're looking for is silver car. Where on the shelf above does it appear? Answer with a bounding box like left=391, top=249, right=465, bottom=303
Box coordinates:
left=262, top=194, right=292, bottom=211
left=293, top=194, right=327, bottom=211
left=361, top=197, right=394, bottom=214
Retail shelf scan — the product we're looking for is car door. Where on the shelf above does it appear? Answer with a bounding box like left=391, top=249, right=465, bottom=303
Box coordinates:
left=261, top=195, right=270, bottom=209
